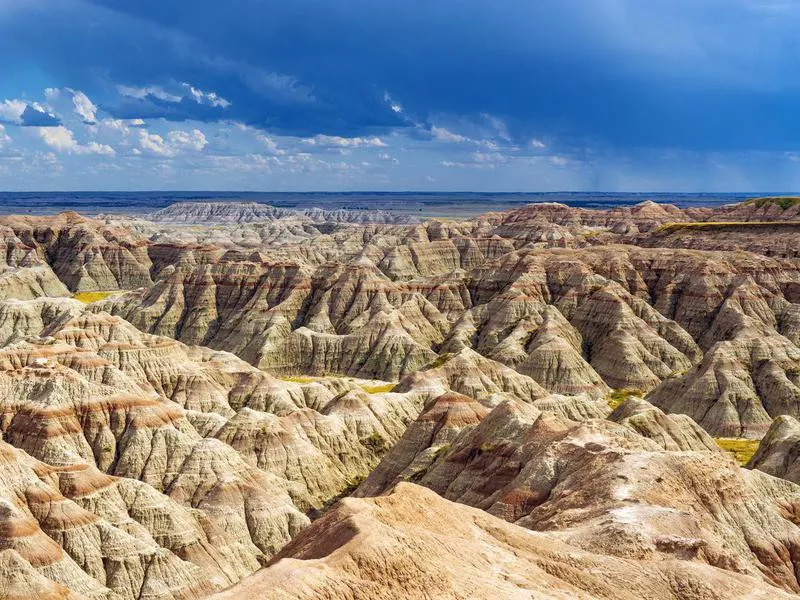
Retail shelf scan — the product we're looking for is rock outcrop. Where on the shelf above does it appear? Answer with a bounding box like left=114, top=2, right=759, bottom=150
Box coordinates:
left=0, top=299, right=426, bottom=598
left=357, top=399, right=800, bottom=593
left=209, top=483, right=797, bottom=600
left=609, top=396, right=721, bottom=451
left=147, top=201, right=420, bottom=225
left=3, top=198, right=800, bottom=599
left=748, top=415, right=800, bottom=483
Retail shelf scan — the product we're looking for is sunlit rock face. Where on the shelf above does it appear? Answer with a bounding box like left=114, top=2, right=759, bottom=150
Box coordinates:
left=3, top=198, right=800, bottom=598
left=210, top=483, right=799, bottom=600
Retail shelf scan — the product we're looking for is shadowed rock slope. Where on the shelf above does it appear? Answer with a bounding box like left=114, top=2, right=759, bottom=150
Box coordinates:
left=748, top=415, right=800, bottom=483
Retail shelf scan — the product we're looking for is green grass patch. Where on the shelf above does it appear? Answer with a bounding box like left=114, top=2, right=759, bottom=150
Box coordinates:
left=72, top=291, right=117, bottom=304
left=279, top=376, right=318, bottom=384
left=422, top=353, right=454, bottom=370
left=655, top=221, right=800, bottom=234
left=433, top=444, right=451, bottom=458
left=715, top=438, right=760, bottom=466
left=606, top=388, right=643, bottom=410
left=745, top=196, right=800, bottom=210
left=361, top=432, right=387, bottom=453
left=360, top=383, right=396, bottom=394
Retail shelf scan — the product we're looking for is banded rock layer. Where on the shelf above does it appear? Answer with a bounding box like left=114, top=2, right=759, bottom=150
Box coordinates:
left=210, top=483, right=797, bottom=600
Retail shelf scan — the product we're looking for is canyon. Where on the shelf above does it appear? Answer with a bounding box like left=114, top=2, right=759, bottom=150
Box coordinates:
left=2, top=196, right=800, bottom=598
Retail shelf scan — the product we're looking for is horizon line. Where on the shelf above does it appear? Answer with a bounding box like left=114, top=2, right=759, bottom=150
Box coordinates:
left=0, top=190, right=794, bottom=196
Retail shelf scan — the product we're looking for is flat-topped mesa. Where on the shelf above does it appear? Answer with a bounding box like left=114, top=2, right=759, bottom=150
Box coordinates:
left=709, top=197, right=800, bottom=221
left=147, top=201, right=420, bottom=225
left=493, top=199, right=696, bottom=232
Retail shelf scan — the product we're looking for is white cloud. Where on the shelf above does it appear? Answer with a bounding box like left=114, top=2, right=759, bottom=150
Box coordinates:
left=303, top=134, right=387, bottom=148
left=383, top=91, right=404, bottom=114
left=0, top=124, right=9, bottom=147
left=483, top=114, right=512, bottom=142
left=168, top=129, right=208, bottom=151
left=430, top=125, right=504, bottom=150
left=138, top=128, right=207, bottom=156
left=118, top=85, right=182, bottom=103
left=439, top=158, right=496, bottom=170
left=70, top=90, right=97, bottom=123
left=257, top=133, right=284, bottom=155
left=119, top=83, right=230, bottom=109
left=431, top=126, right=467, bottom=143
left=181, top=83, right=231, bottom=108
left=100, top=118, right=130, bottom=135
left=138, top=130, right=174, bottom=156
left=36, top=125, right=115, bottom=155
left=0, top=99, right=27, bottom=124
left=472, top=151, right=508, bottom=163
left=37, top=126, right=78, bottom=152
left=378, top=152, right=399, bottom=164
left=44, top=88, right=60, bottom=101
left=85, top=141, right=115, bottom=156
left=549, top=155, right=569, bottom=166
left=530, top=138, right=546, bottom=149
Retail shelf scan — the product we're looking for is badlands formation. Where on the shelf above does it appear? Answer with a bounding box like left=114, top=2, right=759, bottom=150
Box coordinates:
left=2, top=197, right=800, bottom=598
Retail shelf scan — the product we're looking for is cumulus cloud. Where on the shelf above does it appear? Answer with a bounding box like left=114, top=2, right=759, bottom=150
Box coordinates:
left=138, top=128, right=207, bottom=156
left=0, top=99, right=60, bottom=126
left=0, top=124, right=10, bottom=147
left=138, top=130, right=174, bottom=156
left=70, top=90, right=97, bottom=124
left=37, top=126, right=78, bottom=152
left=0, top=99, right=27, bottom=124
left=530, top=138, right=546, bottom=149
left=84, top=141, right=115, bottom=156
left=168, top=128, right=208, bottom=151
left=36, top=125, right=114, bottom=155
left=303, top=134, right=386, bottom=148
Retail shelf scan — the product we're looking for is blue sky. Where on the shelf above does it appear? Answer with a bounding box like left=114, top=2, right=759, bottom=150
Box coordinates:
left=2, top=0, right=800, bottom=191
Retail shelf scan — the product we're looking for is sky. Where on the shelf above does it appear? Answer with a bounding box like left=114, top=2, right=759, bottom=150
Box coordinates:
left=2, top=0, right=800, bottom=191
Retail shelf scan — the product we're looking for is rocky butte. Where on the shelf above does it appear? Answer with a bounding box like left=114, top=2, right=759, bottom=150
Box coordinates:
left=3, top=197, right=800, bottom=598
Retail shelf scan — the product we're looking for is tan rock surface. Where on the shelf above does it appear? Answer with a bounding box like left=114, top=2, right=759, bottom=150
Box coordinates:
left=3, top=200, right=800, bottom=598
left=748, top=415, right=800, bottom=483
left=209, top=483, right=796, bottom=600
left=357, top=398, right=800, bottom=593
